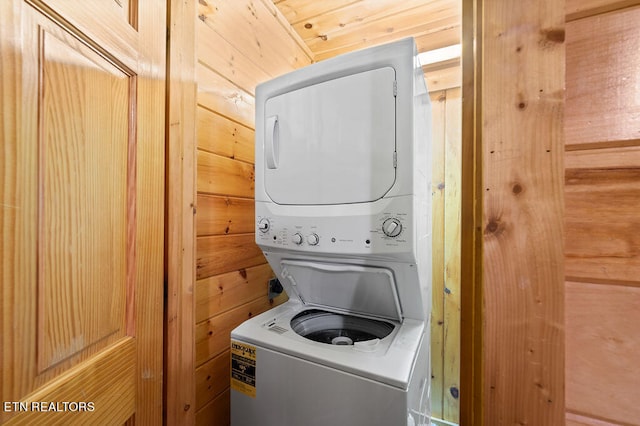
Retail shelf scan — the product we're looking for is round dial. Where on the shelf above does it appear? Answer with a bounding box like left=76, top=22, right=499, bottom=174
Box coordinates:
left=292, top=233, right=303, bottom=245
left=257, top=218, right=270, bottom=233
left=307, top=233, right=319, bottom=245
left=382, top=218, right=402, bottom=237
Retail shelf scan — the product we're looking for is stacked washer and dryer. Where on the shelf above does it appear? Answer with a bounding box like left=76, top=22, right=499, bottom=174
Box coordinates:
left=230, top=38, right=432, bottom=426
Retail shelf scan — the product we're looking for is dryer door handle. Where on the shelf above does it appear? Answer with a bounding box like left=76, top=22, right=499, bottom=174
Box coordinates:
left=265, top=115, right=279, bottom=169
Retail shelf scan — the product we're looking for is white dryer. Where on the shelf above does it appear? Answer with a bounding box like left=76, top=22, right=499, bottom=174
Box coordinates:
left=231, top=38, right=432, bottom=426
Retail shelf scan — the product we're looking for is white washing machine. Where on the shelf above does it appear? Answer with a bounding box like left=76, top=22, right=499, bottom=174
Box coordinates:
left=231, top=38, right=432, bottom=426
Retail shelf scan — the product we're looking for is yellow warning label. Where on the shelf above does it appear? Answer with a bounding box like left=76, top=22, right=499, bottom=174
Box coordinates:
left=230, top=341, right=257, bottom=398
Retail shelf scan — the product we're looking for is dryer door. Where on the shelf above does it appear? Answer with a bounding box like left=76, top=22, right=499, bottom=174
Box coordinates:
left=264, top=67, right=396, bottom=205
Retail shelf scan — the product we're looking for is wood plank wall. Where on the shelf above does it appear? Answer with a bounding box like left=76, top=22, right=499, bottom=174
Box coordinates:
left=565, top=2, right=640, bottom=425
left=430, top=87, right=461, bottom=423
left=194, top=1, right=312, bottom=424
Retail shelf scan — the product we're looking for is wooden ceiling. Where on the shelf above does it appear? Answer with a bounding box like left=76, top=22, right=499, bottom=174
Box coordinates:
left=273, top=0, right=460, bottom=60
left=272, top=0, right=461, bottom=90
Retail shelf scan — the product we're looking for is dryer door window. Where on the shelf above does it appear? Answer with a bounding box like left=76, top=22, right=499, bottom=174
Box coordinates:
left=264, top=67, right=396, bottom=205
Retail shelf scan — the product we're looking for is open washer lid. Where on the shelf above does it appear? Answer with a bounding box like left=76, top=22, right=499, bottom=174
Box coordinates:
left=279, top=260, right=403, bottom=322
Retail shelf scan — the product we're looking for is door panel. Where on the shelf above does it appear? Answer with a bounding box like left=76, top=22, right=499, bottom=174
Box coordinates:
left=264, top=67, right=397, bottom=205
left=1, top=0, right=165, bottom=424
left=38, top=21, right=130, bottom=374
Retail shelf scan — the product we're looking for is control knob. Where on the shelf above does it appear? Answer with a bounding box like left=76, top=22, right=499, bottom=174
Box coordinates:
left=257, top=218, right=270, bottom=233
left=292, top=233, right=303, bottom=245
left=307, top=233, right=319, bottom=246
left=382, top=218, right=402, bottom=237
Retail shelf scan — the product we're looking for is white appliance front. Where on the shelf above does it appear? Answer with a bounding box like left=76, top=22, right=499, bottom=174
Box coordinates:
left=264, top=67, right=397, bottom=205
left=231, top=301, right=431, bottom=426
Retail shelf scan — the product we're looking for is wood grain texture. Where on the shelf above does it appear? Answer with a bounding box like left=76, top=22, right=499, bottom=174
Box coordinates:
left=275, top=0, right=361, bottom=25
left=197, top=0, right=312, bottom=78
left=479, top=0, right=565, bottom=424
left=443, top=87, right=461, bottom=422
left=196, top=389, right=230, bottom=426
left=424, top=64, right=461, bottom=93
left=5, top=338, right=136, bottom=425
left=566, top=411, right=626, bottom=426
left=195, top=295, right=284, bottom=367
left=565, top=281, right=640, bottom=424
left=565, top=145, right=640, bottom=169
left=0, top=2, right=21, bottom=408
left=312, top=12, right=459, bottom=62
left=312, top=17, right=459, bottom=62
left=197, top=64, right=255, bottom=130
left=196, top=234, right=265, bottom=280
left=1, top=1, right=164, bottom=424
left=195, top=263, right=275, bottom=323
left=416, top=26, right=461, bottom=53
left=195, top=350, right=230, bottom=411
left=165, top=0, right=197, bottom=422
left=459, top=0, right=483, bottom=423
left=38, top=24, right=129, bottom=374
left=197, top=150, right=255, bottom=198
left=131, top=2, right=166, bottom=421
left=429, top=88, right=462, bottom=424
left=196, top=18, right=271, bottom=96
left=565, top=165, right=640, bottom=283
left=197, top=107, right=254, bottom=163
left=280, top=0, right=461, bottom=62
left=193, top=0, right=309, bottom=421
left=430, top=91, right=447, bottom=420
left=196, top=194, right=255, bottom=237
left=564, top=4, right=640, bottom=424
left=294, top=0, right=450, bottom=41
left=565, top=6, right=640, bottom=147
left=259, top=0, right=315, bottom=61
left=22, top=0, right=139, bottom=70
left=566, top=0, right=640, bottom=21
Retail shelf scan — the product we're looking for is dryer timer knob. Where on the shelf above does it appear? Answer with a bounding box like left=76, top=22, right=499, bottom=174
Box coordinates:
left=258, top=218, right=270, bottom=233
left=382, top=218, right=402, bottom=237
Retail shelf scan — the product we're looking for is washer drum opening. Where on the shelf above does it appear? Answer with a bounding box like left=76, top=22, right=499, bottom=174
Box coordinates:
left=290, top=309, right=395, bottom=346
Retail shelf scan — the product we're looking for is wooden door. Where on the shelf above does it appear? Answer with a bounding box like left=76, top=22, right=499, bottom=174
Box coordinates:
left=1, top=0, right=165, bottom=424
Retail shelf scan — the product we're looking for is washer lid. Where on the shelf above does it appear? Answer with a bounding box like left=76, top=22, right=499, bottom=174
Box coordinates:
left=279, top=260, right=403, bottom=322
left=263, top=67, right=397, bottom=205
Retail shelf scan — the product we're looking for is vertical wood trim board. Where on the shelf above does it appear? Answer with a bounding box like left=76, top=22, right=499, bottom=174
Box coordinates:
left=165, top=0, right=197, bottom=423
left=130, top=2, right=167, bottom=421
left=460, top=0, right=484, bottom=423
left=443, top=87, right=462, bottom=423
left=465, top=0, right=566, bottom=424
left=430, top=87, right=463, bottom=424
left=430, top=91, right=447, bottom=421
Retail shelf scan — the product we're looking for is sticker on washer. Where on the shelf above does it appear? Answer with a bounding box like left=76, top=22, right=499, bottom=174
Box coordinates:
left=230, top=341, right=257, bottom=398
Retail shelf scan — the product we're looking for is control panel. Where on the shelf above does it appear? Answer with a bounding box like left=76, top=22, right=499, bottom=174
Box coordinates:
left=254, top=198, right=416, bottom=258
